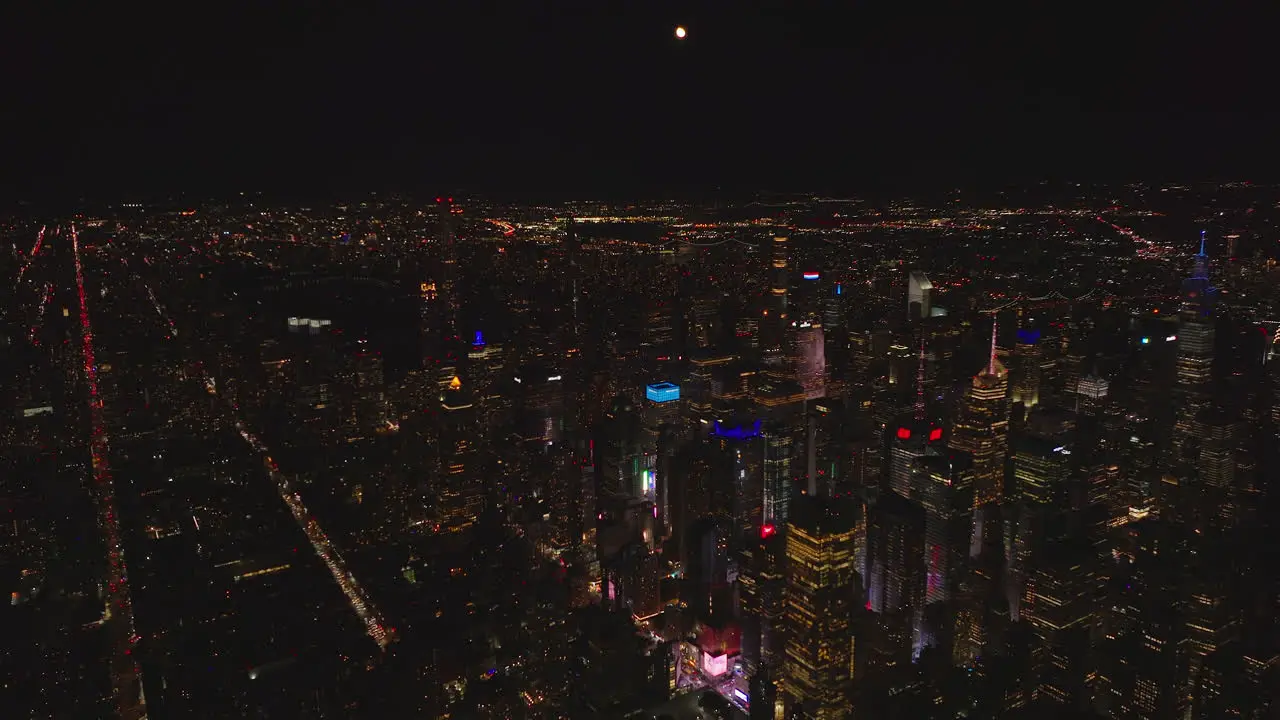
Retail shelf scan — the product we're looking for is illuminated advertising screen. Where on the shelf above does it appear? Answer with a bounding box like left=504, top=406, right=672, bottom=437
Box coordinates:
left=645, top=382, right=680, bottom=403
left=702, top=651, right=728, bottom=677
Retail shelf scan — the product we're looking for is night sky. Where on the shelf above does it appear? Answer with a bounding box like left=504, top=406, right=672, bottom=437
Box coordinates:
left=2, top=3, right=1277, bottom=201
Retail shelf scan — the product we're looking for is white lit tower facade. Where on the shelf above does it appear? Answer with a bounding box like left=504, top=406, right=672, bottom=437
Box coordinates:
left=948, top=319, right=1010, bottom=507
left=907, top=270, right=933, bottom=320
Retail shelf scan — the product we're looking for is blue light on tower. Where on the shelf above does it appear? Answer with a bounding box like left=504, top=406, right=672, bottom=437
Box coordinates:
left=712, top=418, right=763, bottom=440
left=1016, top=328, right=1041, bottom=345
left=473, top=330, right=485, bottom=346
left=645, top=382, right=681, bottom=403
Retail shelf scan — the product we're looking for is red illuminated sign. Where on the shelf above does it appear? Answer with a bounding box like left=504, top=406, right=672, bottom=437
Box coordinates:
left=896, top=427, right=911, bottom=440
left=761, top=524, right=777, bottom=539
left=929, top=427, right=943, bottom=441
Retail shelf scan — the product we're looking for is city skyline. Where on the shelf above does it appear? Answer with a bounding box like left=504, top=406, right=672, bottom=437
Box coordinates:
left=4, top=4, right=1280, bottom=719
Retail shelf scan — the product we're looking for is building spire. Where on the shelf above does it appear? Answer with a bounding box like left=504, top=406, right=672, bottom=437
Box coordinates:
left=987, top=318, right=999, bottom=376
left=915, top=335, right=927, bottom=420
left=1192, top=230, right=1210, bottom=280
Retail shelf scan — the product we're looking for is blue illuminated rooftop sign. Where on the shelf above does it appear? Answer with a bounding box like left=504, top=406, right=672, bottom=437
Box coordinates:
left=646, top=382, right=681, bottom=403
left=1016, top=328, right=1041, bottom=345
left=713, top=418, right=763, bottom=440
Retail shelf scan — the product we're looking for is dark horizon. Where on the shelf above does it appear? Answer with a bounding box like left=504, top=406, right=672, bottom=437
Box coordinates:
left=3, top=3, right=1278, bottom=203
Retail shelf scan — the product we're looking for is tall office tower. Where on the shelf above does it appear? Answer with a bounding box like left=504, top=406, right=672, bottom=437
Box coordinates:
left=599, top=396, right=645, bottom=498
left=739, top=530, right=786, bottom=670
left=867, top=493, right=926, bottom=661
left=351, top=348, right=388, bottom=433
left=466, top=333, right=506, bottom=436
left=761, top=420, right=794, bottom=530
left=642, top=299, right=677, bottom=363
left=762, top=233, right=791, bottom=354
left=420, top=197, right=461, bottom=365
left=1191, top=642, right=1278, bottom=719
left=885, top=342, right=916, bottom=391
left=1009, top=328, right=1043, bottom=411
left=643, top=382, right=682, bottom=436
left=949, top=320, right=1010, bottom=506
left=685, top=350, right=734, bottom=421
left=1182, top=556, right=1240, bottom=688
left=1074, top=374, right=1110, bottom=415
left=1194, top=408, right=1238, bottom=528
left=887, top=341, right=946, bottom=500
left=749, top=665, right=781, bottom=720
left=689, top=296, right=721, bottom=349
left=1172, top=232, right=1216, bottom=463
left=782, top=493, right=861, bottom=719
left=1096, top=520, right=1193, bottom=719
left=1008, top=436, right=1073, bottom=616
left=822, top=280, right=845, bottom=332
left=907, top=271, right=933, bottom=320
left=709, top=419, right=765, bottom=545
left=436, top=376, right=483, bottom=531
left=847, top=329, right=874, bottom=398
left=953, top=503, right=1010, bottom=668
left=736, top=313, right=761, bottom=351
left=512, top=364, right=565, bottom=446
left=1021, top=538, right=1098, bottom=711
left=686, top=518, right=731, bottom=617
left=771, top=233, right=790, bottom=314
left=795, top=324, right=826, bottom=400
left=654, top=425, right=678, bottom=543
left=916, top=451, right=975, bottom=607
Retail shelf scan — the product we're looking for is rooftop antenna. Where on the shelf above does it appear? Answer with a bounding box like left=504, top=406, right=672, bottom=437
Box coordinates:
left=987, top=318, right=999, bottom=376
left=914, top=335, right=927, bottom=420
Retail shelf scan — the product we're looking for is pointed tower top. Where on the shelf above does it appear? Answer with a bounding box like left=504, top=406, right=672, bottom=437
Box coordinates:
left=914, top=335, right=927, bottom=420
left=987, top=318, right=999, bottom=376
left=1192, top=230, right=1210, bottom=280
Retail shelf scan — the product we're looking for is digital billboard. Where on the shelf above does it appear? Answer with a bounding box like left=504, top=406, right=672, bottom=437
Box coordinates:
left=645, top=382, right=680, bottom=403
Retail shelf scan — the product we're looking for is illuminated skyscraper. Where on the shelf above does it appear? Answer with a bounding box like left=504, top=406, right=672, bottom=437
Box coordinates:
left=948, top=319, right=1010, bottom=506
left=1009, top=328, right=1042, bottom=411
left=782, top=492, right=860, bottom=719
left=763, top=233, right=791, bottom=355
left=887, top=340, right=945, bottom=500
left=740, top=530, right=786, bottom=669
left=907, top=271, right=932, bottom=320
left=1173, top=231, right=1216, bottom=464
left=771, top=233, right=790, bottom=314
left=1021, top=538, right=1097, bottom=710
left=867, top=492, right=926, bottom=659
left=436, top=375, right=482, bottom=531
left=915, top=451, right=974, bottom=607
left=1193, top=408, right=1238, bottom=528
left=685, top=350, right=734, bottom=421
left=795, top=324, right=826, bottom=400
left=762, top=420, right=794, bottom=529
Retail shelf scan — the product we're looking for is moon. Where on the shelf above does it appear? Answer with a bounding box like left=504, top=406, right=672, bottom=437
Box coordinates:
left=675, top=26, right=687, bottom=39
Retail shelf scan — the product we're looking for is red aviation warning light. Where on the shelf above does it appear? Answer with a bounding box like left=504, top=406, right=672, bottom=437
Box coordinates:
left=761, top=524, right=777, bottom=539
